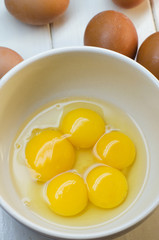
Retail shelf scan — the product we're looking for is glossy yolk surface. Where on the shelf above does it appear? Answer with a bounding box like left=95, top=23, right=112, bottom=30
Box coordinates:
left=60, top=108, right=105, bottom=149
left=25, top=129, right=75, bottom=182
left=46, top=172, right=88, bottom=216
left=86, top=165, right=128, bottom=209
left=94, top=131, right=136, bottom=169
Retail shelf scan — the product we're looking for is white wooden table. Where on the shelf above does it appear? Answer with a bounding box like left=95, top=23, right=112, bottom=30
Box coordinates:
left=0, top=0, right=159, bottom=239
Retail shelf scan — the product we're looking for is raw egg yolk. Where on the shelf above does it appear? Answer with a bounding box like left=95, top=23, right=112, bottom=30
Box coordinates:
left=60, top=108, right=105, bottom=149
left=46, top=172, right=88, bottom=216
left=86, top=165, right=128, bottom=209
left=94, top=131, right=136, bottom=169
left=25, top=129, right=75, bottom=182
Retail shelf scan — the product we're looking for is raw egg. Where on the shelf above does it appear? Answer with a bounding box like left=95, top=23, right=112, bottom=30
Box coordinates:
left=0, top=46, right=23, bottom=78
left=94, top=131, right=136, bottom=169
left=84, top=10, right=138, bottom=59
left=5, top=0, right=70, bottom=25
left=60, top=108, right=105, bottom=149
left=25, top=129, right=75, bottom=182
left=86, top=165, right=128, bottom=209
left=45, top=171, right=88, bottom=216
left=137, top=32, right=159, bottom=80
left=112, top=0, right=144, bottom=9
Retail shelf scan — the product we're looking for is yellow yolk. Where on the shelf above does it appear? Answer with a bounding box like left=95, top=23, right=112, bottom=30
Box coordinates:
left=25, top=129, right=75, bottom=182
left=46, top=172, right=88, bottom=216
left=60, top=108, right=105, bottom=149
left=94, top=131, right=136, bottom=169
left=86, top=165, right=128, bottom=209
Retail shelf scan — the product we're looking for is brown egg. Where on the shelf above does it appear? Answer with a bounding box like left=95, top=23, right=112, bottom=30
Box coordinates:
left=5, top=0, right=69, bottom=25
left=0, top=47, right=23, bottom=78
left=84, top=11, right=138, bottom=59
left=112, top=0, right=144, bottom=9
left=137, top=32, right=159, bottom=80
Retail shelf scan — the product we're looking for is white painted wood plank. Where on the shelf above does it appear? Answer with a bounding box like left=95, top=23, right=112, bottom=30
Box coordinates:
left=151, top=0, right=159, bottom=30
left=52, top=0, right=156, bottom=48
left=0, top=0, right=52, bottom=59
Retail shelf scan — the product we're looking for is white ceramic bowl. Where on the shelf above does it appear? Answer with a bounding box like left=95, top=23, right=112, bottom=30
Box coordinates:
left=0, top=47, right=159, bottom=239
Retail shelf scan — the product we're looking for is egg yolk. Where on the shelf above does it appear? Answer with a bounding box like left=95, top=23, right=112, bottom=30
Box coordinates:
left=86, top=165, right=128, bottom=209
left=60, top=108, right=105, bottom=149
left=46, top=172, right=88, bottom=216
left=94, top=131, right=136, bottom=169
left=25, top=129, right=75, bottom=182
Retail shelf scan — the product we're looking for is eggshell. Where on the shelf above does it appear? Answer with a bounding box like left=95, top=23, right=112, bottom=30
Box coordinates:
left=0, top=47, right=23, bottom=78
left=137, top=32, right=159, bottom=80
left=5, top=0, right=69, bottom=25
left=112, top=0, right=144, bottom=9
left=84, top=11, right=138, bottom=59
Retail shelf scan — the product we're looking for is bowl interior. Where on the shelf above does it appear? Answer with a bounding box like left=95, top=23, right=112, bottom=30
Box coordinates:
left=0, top=47, right=159, bottom=239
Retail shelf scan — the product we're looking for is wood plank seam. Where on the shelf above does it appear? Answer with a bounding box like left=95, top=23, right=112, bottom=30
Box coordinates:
left=49, top=23, right=53, bottom=49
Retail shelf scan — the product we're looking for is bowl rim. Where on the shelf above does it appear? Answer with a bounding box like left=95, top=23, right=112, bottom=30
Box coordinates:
left=0, top=46, right=159, bottom=239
